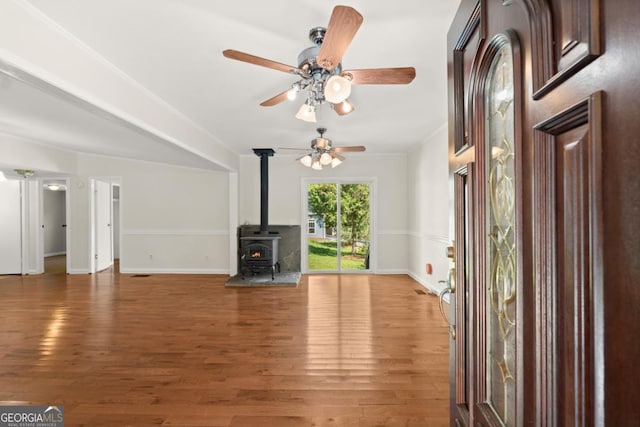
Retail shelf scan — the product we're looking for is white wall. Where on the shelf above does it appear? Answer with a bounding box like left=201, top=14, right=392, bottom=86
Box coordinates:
left=1, top=138, right=232, bottom=275
left=406, top=123, right=452, bottom=294
left=0, top=180, right=22, bottom=274
left=0, top=135, right=78, bottom=174
left=43, top=189, right=66, bottom=256
left=238, top=153, right=409, bottom=273
left=73, top=155, right=230, bottom=274
left=66, top=175, right=89, bottom=273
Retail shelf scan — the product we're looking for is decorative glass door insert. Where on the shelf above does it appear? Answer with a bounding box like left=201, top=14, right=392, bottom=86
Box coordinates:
left=484, top=40, right=517, bottom=425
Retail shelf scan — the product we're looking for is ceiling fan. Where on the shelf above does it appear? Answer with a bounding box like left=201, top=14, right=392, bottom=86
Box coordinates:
left=222, top=5, right=416, bottom=122
left=279, top=127, right=365, bottom=170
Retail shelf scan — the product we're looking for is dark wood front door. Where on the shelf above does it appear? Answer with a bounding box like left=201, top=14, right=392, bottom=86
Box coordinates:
left=447, top=0, right=640, bottom=425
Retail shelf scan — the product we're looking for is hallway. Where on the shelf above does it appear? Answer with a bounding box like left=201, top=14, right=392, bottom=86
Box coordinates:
left=0, top=272, right=449, bottom=426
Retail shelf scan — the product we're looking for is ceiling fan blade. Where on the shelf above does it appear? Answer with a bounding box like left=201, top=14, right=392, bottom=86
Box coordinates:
left=260, top=89, right=290, bottom=107
left=342, top=67, right=416, bottom=85
left=317, top=6, right=363, bottom=71
left=278, top=147, right=311, bottom=151
left=332, top=146, right=366, bottom=153
left=223, top=49, right=296, bottom=74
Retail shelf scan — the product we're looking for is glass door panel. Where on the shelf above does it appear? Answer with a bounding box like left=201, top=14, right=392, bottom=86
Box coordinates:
left=484, top=40, right=517, bottom=425
left=339, top=184, right=370, bottom=271
left=306, top=182, right=371, bottom=272
left=307, top=183, right=338, bottom=271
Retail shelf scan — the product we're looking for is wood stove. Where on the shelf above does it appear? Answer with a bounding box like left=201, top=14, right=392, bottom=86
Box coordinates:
left=239, top=235, right=280, bottom=279
left=238, top=148, right=281, bottom=280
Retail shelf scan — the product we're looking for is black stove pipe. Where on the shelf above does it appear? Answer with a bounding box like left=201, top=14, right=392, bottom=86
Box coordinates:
left=253, top=148, right=275, bottom=234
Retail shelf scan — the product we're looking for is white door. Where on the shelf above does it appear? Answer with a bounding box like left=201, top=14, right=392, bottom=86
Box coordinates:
left=0, top=180, right=22, bottom=274
left=94, top=180, right=113, bottom=272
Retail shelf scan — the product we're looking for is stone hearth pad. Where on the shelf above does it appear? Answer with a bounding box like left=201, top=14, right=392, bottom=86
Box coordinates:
left=225, top=272, right=301, bottom=287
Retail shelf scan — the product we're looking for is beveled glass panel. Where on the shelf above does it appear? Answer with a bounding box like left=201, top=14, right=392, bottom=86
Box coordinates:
left=485, top=42, right=516, bottom=425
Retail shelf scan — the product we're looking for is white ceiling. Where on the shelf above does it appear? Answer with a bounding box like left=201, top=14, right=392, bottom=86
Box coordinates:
left=0, top=1, right=460, bottom=171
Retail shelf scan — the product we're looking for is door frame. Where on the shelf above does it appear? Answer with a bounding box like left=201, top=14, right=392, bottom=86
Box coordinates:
left=300, top=177, right=376, bottom=274
left=39, top=177, right=71, bottom=274
left=470, top=29, right=525, bottom=425
left=89, top=176, right=121, bottom=273
left=18, top=177, right=48, bottom=275
left=449, top=158, right=475, bottom=425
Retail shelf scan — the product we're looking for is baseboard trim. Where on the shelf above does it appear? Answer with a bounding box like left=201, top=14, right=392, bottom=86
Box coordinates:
left=376, top=269, right=408, bottom=275
left=408, top=272, right=450, bottom=303
left=67, top=268, right=91, bottom=275
left=119, top=268, right=229, bottom=275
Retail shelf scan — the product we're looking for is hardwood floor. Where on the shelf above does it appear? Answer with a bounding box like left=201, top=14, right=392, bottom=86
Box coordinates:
left=0, top=267, right=450, bottom=426
left=44, top=254, right=68, bottom=275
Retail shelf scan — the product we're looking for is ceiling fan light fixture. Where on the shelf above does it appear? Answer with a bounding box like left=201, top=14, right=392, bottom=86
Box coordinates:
left=331, top=154, right=345, bottom=168
left=334, top=99, right=354, bottom=115
left=314, top=137, right=330, bottom=150
left=320, top=152, right=333, bottom=165
left=14, top=169, right=35, bottom=179
left=299, top=154, right=313, bottom=167
left=287, top=86, right=298, bottom=101
left=295, top=103, right=317, bottom=122
left=324, top=74, right=351, bottom=103
left=44, top=183, right=61, bottom=191
left=281, top=128, right=359, bottom=170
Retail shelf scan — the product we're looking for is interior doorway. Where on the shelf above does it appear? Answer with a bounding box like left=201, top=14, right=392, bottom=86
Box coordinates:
left=90, top=178, right=119, bottom=273
left=302, top=180, right=372, bottom=273
left=112, top=184, right=120, bottom=263
left=42, top=179, right=68, bottom=274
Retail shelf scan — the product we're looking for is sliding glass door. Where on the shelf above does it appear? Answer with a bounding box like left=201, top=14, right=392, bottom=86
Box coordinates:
left=304, top=181, right=371, bottom=273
